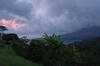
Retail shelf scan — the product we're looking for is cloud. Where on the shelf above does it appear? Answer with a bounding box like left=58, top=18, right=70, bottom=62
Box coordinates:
left=39, top=0, right=100, bottom=32
left=0, top=0, right=32, bottom=19
left=0, top=19, right=26, bottom=29
left=0, top=0, right=100, bottom=38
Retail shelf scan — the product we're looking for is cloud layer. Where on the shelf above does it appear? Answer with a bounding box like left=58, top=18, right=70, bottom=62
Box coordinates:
left=0, top=0, right=100, bottom=38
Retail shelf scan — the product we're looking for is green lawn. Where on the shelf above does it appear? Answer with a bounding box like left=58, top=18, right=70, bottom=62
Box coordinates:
left=0, top=45, right=42, bottom=66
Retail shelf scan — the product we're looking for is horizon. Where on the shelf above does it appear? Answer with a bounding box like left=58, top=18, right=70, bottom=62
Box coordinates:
left=4, top=25, right=100, bottom=39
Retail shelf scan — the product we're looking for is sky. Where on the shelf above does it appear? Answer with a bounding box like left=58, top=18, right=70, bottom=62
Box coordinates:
left=0, top=0, right=100, bottom=39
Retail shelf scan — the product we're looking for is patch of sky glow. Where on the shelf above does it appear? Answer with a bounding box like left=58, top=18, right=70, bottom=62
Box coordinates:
left=0, top=19, right=26, bottom=29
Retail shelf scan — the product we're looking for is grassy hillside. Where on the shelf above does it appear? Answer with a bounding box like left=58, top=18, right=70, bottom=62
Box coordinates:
left=0, top=45, right=42, bottom=66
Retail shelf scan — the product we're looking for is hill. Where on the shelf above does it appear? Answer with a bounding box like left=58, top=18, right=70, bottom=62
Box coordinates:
left=61, top=26, right=100, bottom=40
left=0, top=45, right=42, bottom=66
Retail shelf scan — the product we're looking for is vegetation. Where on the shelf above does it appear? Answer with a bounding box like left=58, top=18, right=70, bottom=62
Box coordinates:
left=27, top=34, right=80, bottom=66
left=0, top=33, right=80, bottom=66
left=0, top=25, right=99, bottom=66
left=10, top=40, right=29, bottom=58
left=0, top=45, right=42, bottom=66
left=0, top=25, right=8, bottom=34
left=72, top=37, right=100, bottom=66
left=2, top=33, right=19, bottom=45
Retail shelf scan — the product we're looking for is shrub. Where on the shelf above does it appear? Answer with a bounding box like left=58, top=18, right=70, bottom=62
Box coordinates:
left=27, top=40, right=45, bottom=63
left=27, top=34, right=80, bottom=66
left=74, top=37, right=100, bottom=66
left=2, top=33, right=19, bottom=45
left=42, top=34, right=65, bottom=66
left=0, top=40, right=6, bottom=48
left=9, top=40, right=28, bottom=58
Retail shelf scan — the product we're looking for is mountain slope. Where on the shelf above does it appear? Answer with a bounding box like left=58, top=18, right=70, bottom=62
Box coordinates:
left=61, top=26, right=100, bottom=40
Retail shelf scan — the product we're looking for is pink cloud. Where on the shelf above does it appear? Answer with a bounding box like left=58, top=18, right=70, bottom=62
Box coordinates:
left=0, top=19, right=26, bottom=29
left=36, top=8, right=44, bottom=15
left=0, top=19, right=11, bottom=26
left=11, top=21, right=26, bottom=29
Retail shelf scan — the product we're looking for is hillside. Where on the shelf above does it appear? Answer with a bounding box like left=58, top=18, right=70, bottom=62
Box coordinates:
left=0, top=45, right=42, bottom=66
left=61, top=26, right=100, bottom=40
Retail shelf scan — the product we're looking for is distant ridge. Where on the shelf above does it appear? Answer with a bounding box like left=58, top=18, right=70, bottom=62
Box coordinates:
left=61, top=26, right=100, bottom=40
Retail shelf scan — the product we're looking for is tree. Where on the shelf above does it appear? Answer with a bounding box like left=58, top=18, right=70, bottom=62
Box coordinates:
left=27, top=34, right=80, bottom=66
left=20, top=36, right=29, bottom=44
left=2, top=33, right=19, bottom=43
left=0, top=26, right=8, bottom=34
left=0, top=26, right=8, bottom=40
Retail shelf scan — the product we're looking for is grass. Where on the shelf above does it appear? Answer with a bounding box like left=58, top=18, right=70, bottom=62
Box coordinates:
left=0, top=45, right=42, bottom=66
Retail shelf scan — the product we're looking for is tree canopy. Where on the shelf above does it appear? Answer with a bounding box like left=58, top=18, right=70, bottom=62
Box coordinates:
left=0, top=26, right=8, bottom=34
left=0, top=26, right=8, bottom=31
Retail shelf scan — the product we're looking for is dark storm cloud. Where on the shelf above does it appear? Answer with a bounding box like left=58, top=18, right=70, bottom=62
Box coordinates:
left=1, top=0, right=100, bottom=38
left=0, top=0, right=32, bottom=19
left=46, top=0, right=76, bottom=17
left=0, top=10, right=14, bottom=20
left=41, top=0, right=100, bottom=34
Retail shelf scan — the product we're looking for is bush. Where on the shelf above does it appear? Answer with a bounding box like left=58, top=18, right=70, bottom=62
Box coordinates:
left=0, top=40, right=6, bottom=48
left=2, top=33, right=19, bottom=45
left=9, top=40, right=28, bottom=58
left=27, top=40, right=45, bottom=63
left=74, top=37, right=100, bottom=66
left=27, top=34, right=80, bottom=66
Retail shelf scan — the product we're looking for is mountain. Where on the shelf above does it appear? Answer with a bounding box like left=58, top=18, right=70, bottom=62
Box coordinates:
left=61, top=26, right=100, bottom=40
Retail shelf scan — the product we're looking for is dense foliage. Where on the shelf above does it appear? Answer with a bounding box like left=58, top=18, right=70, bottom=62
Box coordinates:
left=73, top=37, right=100, bottom=66
left=2, top=33, right=19, bottom=44
left=10, top=40, right=28, bottom=58
left=27, top=34, right=80, bottom=66
left=0, top=26, right=8, bottom=35
left=1, top=33, right=80, bottom=66
left=1, top=33, right=100, bottom=66
left=0, top=45, right=42, bottom=66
